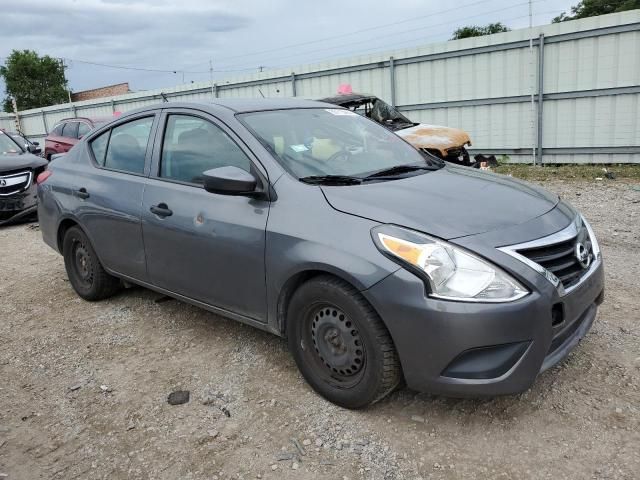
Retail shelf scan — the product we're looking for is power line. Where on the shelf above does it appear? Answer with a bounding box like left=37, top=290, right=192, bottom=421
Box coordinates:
left=62, top=57, right=258, bottom=74
left=217, top=0, right=544, bottom=71
left=264, top=10, right=561, bottom=71
left=211, top=0, right=498, bottom=63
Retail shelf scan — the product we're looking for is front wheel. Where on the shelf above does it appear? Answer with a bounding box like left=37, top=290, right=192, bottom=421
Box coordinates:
left=63, top=226, right=120, bottom=301
left=287, top=276, right=402, bottom=409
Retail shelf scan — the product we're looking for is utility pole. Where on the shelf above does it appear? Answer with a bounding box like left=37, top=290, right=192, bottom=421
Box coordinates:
left=59, top=57, right=75, bottom=116
left=258, top=66, right=264, bottom=73
left=209, top=59, right=214, bottom=100
left=529, top=0, right=536, bottom=166
left=11, top=97, right=22, bottom=133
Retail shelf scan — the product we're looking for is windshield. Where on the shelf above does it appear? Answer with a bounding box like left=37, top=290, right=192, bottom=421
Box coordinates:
left=0, top=133, right=22, bottom=155
left=239, top=108, right=439, bottom=179
left=369, top=98, right=413, bottom=127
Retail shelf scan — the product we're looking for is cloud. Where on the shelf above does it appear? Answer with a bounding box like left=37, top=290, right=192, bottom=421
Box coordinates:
left=0, top=0, right=576, bottom=93
left=0, top=0, right=251, bottom=66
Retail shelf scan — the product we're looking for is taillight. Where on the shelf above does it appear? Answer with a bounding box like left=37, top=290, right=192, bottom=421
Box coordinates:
left=37, top=170, right=52, bottom=184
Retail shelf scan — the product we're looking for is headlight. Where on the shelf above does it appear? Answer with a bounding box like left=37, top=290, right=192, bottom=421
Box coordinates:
left=580, top=215, right=600, bottom=260
left=372, top=225, right=528, bottom=302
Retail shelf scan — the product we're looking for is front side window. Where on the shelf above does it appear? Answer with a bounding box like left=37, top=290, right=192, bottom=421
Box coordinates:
left=160, top=114, right=250, bottom=184
left=62, top=122, right=78, bottom=139
left=77, top=122, right=91, bottom=138
left=51, top=124, right=64, bottom=136
left=239, top=108, right=438, bottom=180
left=103, top=117, right=154, bottom=174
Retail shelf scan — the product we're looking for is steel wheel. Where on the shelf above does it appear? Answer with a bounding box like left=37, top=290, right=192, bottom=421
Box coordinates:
left=72, top=240, right=94, bottom=289
left=308, top=304, right=366, bottom=387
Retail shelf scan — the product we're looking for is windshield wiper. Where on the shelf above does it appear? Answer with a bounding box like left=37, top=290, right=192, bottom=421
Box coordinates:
left=364, top=164, right=433, bottom=179
left=299, top=175, right=362, bottom=185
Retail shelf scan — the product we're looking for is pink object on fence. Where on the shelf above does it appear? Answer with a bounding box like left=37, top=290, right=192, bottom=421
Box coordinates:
left=337, top=84, right=353, bottom=95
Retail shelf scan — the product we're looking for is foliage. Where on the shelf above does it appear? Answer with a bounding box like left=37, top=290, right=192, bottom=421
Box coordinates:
left=0, top=50, right=69, bottom=112
left=553, top=0, right=640, bottom=22
left=451, top=22, right=511, bottom=40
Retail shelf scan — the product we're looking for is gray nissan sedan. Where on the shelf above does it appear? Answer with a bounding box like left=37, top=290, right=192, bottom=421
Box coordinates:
left=37, top=99, right=604, bottom=408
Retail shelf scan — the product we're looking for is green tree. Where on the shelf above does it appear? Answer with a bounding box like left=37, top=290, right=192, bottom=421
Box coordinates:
left=451, top=22, right=511, bottom=40
left=553, top=0, right=640, bottom=22
left=0, top=50, right=69, bottom=112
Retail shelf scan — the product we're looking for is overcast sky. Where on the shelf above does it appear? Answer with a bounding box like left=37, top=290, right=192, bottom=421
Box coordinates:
left=1, top=0, right=576, bottom=100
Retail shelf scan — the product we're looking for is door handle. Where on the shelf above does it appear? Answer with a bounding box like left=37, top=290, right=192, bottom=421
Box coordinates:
left=150, top=203, right=173, bottom=218
left=74, top=188, right=90, bottom=199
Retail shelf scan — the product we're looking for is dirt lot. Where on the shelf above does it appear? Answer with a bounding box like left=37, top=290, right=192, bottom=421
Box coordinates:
left=1, top=179, right=639, bottom=480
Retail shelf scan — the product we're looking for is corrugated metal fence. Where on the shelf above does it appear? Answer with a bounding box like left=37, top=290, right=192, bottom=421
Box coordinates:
left=1, top=10, right=639, bottom=163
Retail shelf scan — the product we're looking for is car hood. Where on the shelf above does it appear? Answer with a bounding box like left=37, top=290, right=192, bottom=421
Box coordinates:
left=0, top=153, right=47, bottom=173
left=321, top=165, right=559, bottom=240
left=396, top=123, right=471, bottom=156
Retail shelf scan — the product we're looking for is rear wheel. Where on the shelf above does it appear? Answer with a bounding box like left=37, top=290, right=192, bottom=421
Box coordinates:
left=287, top=275, right=402, bottom=409
left=62, top=226, right=120, bottom=301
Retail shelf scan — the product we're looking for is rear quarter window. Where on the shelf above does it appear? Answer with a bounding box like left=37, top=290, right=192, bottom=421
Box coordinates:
left=90, top=130, right=109, bottom=166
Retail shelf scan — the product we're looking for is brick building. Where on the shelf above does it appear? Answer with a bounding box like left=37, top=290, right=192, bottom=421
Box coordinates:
left=71, top=83, right=130, bottom=102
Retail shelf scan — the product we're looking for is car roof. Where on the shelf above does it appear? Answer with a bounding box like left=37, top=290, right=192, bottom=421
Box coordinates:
left=111, top=98, right=339, bottom=118
left=55, top=117, right=112, bottom=125
left=319, top=93, right=377, bottom=106
left=211, top=98, right=335, bottom=112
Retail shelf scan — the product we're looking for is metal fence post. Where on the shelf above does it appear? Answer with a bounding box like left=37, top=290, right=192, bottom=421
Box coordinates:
left=41, top=110, right=49, bottom=134
left=389, top=56, right=396, bottom=107
left=537, top=33, right=545, bottom=165
left=291, top=72, right=297, bottom=97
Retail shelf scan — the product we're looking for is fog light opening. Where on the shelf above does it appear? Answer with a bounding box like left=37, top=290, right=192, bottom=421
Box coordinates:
left=552, top=303, right=565, bottom=327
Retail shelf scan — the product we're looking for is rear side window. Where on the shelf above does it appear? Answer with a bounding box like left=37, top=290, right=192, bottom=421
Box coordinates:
left=90, top=130, right=110, bottom=166
left=51, top=124, right=64, bottom=136
left=77, top=122, right=91, bottom=138
left=103, top=117, right=154, bottom=174
left=62, top=122, right=78, bottom=139
left=160, top=114, right=250, bottom=184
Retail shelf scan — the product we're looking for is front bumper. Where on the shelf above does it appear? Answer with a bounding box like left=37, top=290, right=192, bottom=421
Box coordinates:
left=363, top=258, right=604, bottom=397
left=0, top=185, right=39, bottom=226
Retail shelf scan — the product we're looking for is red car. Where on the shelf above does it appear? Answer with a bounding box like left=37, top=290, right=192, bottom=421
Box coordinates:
left=44, top=117, right=108, bottom=160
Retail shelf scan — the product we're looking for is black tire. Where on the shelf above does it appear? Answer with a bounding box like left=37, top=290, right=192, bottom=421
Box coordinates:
left=287, top=275, right=402, bottom=409
left=62, top=226, right=120, bottom=301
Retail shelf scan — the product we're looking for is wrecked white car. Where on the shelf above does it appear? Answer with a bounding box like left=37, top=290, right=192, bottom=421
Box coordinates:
left=320, top=92, right=476, bottom=167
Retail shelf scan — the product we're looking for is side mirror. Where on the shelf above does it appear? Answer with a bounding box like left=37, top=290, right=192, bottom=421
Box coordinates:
left=28, top=145, right=42, bottom=155
left=203, top=166, right=259, bottom=196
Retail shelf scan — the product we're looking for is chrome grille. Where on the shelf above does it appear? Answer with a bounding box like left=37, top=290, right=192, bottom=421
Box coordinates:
left=516, top=224, right=592, bottom=289
left=499, top=215, right=600, bottom=295
left=0, top=170, right=32, bottom=196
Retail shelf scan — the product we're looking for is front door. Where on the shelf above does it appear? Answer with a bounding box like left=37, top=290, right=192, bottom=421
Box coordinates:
left=141, top=111, right=269, bottom=321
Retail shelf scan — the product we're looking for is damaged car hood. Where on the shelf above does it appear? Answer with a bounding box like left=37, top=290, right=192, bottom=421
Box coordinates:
left=321, top=165, right=559, bottom=240
left=396, top=124, right=471, bottom=156
left=0, top=153, right=47, bottom=172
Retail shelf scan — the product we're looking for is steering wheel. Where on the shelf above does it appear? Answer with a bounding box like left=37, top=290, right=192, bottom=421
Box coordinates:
left=283, top=152, right=326, bottom=176
left=325, top=149, right=351, bottom=165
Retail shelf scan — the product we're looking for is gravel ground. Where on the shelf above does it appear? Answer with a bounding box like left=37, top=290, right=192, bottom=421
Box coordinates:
left=1, top=179, right=639, bottom=480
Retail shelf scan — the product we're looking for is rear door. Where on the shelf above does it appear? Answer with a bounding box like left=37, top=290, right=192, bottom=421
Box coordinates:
left=45, top=123, right=66, bottom=157
left=141, top=109, right=269, bottom=321
left=75, top=113, right=160, bottom=281
left=59, top=122, right=79, bottom=152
